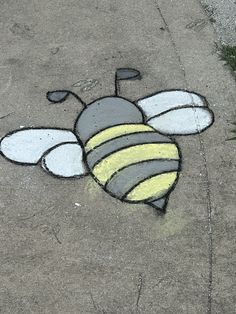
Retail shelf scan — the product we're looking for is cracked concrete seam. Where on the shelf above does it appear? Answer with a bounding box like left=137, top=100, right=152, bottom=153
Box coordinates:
left=154, top=1, right=214, bottom=313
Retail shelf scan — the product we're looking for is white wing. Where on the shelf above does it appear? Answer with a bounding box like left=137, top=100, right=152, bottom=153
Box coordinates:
left=0, top=128, right=88, bottom=178
left=41, top=142, right=87, bottom=178
left=0, top=128, right=78, bottom=164
left=136, top=90, right=214, bottom=135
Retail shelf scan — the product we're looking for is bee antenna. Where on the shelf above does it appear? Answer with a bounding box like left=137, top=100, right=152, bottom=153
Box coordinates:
left=114, top=68, right=141, bottom=96
left=69, top=91, right=87, bottom=107
left=46, top=90, right=87, bottom=107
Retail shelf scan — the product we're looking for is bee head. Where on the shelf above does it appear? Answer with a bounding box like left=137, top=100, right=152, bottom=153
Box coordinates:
left=74, top=96, right=144, bottom=144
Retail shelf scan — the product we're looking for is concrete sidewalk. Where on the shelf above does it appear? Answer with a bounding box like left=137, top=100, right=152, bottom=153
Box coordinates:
left=200, top=0, right=236, bottom=45
left=0, top=0, right=235, bottom=313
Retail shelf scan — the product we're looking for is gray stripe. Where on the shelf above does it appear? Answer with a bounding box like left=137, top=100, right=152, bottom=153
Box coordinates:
left=86, top=132, right=172, bottom=169
left=106, top=160, right=179, bottom=199
left=75, top=97, right=143, bottom=143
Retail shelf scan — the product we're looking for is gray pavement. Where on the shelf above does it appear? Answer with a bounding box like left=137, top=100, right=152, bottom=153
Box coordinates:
left=200, top=0, right=236, bottom=45
left=0, top=0, right=236, bottom=313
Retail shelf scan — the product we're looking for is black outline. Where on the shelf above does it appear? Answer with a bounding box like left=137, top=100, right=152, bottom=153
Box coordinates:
left=115, top=68, right=141, bottom=96
left=135, top=88, right=215, bottom=136
left=114, top=71, right=119, bottom=96
left=46, top=90, right=87, bottom=107
left=41, top=141, right=89, bottom=180
left=0, top=127, right=78, bottom=166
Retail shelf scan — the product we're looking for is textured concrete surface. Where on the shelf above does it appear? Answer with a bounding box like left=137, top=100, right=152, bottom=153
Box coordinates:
left=200, top=0, right=236, bottom=45
left=0, top=0, right=235, bottom=313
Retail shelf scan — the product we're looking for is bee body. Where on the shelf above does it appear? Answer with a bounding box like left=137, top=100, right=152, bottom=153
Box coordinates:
left=0, top=69, right=215, bottom=214
left=75, top=96, right=181, bottom=210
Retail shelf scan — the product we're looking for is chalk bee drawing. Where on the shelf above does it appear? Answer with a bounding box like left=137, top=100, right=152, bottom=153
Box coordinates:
left=0, top=69, right=214, bottom=212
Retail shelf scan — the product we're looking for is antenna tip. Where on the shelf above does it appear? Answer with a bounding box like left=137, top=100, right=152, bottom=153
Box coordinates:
left=116, top=68, right=141, bottom=81
left=46, top=90, right=70, bottom=103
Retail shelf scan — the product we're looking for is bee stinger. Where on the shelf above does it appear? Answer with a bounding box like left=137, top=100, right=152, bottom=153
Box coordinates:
left=0, top=68, right=214, bottom=213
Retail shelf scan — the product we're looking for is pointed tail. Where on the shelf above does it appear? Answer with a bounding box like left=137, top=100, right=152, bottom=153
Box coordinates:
left=146, top=197, right=168, bottom=213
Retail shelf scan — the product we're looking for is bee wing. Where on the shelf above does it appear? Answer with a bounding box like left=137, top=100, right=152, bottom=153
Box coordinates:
left=41, top=142, right=88, bottom=178
left=136, top=90, right=214, bottom=135
left=1, top=128, right=78, bottom=164
left=0, top=127, right=88, bottom=178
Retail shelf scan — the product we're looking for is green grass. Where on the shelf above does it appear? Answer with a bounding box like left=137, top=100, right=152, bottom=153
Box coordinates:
left=221, top=45, right=236, bottom=71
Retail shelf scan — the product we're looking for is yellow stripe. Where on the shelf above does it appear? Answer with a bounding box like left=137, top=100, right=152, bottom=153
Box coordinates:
left=126, top=172, right=178, bottom=202
left=85, top=124, right=154, bottom=152
left=92, top=143, right=179, bottom=184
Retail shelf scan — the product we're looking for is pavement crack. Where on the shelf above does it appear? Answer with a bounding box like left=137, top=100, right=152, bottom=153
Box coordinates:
left=154, top=0, right=187, bottom=81
left=197, top=137, right=213, bottom=314
left=51, top=224, right=62, bottom=244
left=154, top=2, right=213, bottom=313
left=136, top=273, right=144, bottom=312
left=52, top=230, right=62, bottom=244
left=90, top=292, right=105, bottom=314
left=90, top=292, right=99, bottom=312
left=0, top=112, right=14, bottom=119
left=190, top=95, right=213, bottom=314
